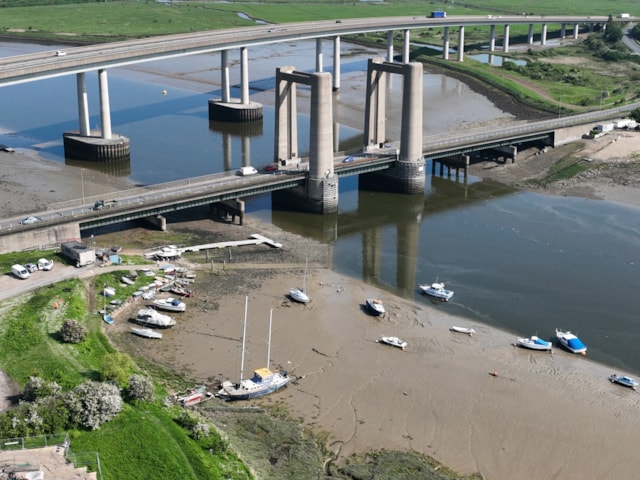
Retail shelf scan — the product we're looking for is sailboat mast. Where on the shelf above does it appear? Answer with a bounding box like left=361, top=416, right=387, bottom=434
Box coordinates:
left=267, top=309, right=273, bottom=368
left=239, top=295, right=248, bottom=383
left=303, top=258, right=308, bottom=293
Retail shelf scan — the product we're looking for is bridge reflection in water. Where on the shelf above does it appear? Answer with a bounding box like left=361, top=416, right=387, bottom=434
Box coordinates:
left=269, top=172, right=516, bottom=298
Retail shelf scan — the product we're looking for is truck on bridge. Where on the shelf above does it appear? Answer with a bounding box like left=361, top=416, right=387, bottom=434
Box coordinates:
left=93, top=199, right=118, bottom=210
left=430, top=11, right=447, bottom=18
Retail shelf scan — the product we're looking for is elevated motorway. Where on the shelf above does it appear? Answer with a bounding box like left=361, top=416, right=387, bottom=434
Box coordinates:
left=0, top=15, right=613, bottom=87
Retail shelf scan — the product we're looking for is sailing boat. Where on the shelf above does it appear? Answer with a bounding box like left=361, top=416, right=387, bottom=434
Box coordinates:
left=102, top=284, right=114, bottom=325
left=216, top=297, right=290, bottom=401
left=289, top=258, right=310, bottom=304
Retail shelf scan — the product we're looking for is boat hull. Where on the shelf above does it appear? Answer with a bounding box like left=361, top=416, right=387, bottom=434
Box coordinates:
left=289, top=289, right=310, bottom=304
left=556, top=329, right=587, bottom=354
left=516, top=336, right=552, bottom=351
left=450, top=326, right=475, bottom=335
left=378, top=337, right=407, bottom=350
left=365, top=299, right=385, bottom=316
left=217, top=375, right=289, bottom=401
left=131, top=327, right=163, bottom=339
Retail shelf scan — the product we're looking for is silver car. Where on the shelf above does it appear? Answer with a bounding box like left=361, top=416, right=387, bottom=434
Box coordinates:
left=20, top=216, right=42, bottom=225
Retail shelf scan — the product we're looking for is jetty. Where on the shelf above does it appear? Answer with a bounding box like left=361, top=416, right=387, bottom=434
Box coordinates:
left=180, top=234, right=282, bottom=253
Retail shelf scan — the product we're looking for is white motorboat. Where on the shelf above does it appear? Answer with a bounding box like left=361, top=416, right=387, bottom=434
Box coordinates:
left=516, top=335, right=552, bottom=351
left=365, top=298, right=386, bottom=316
left=152, top=297, right=186, bottom=312
left=289, top=258, right=311, bottom=304
left=216, top=298, right=289, bottom=401
left=450, top=326, right=475, bottom=336
left=121, top=275, right=135, bottom=285
left=556, top=329, right=587, bottom=354
left=143, top=245, right=182, bottom=260
left=377, top=336, right=407, bottom=350
left=130, top=326, right=163, bottom=339
left=135, top=308, right=176, bottom=329
left=609, top=373, right=639, bottom=390
left=419, top=280, right=454, bottom=301
left=103, top=286, right=116, bottom=297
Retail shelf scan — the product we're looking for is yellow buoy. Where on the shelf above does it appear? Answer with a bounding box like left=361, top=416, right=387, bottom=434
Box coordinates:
left=162, top=90, right=167, bottom=96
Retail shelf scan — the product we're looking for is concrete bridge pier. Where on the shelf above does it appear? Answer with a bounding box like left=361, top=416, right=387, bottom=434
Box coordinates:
left=143, top=215, right=167, bottom=231
left=503, top=25, right=510, bottom=52
left=489, top=25, right=496, bottom=51
left=442, top=27, right=450, bottom=60
left=361, top=61, right=424, bottom=194
left=63, top=70, right=131, bottom=163
left=209, top=47, right=263, bottom=122
left=527, top=24, right=534, bottom=44
left=541, top=24, right=548, bottom=45
left=432, top=154, right=469, bottom=178
left=273, top=68, right=337, bottom=214
left=210, top=199, right=244, bottom=225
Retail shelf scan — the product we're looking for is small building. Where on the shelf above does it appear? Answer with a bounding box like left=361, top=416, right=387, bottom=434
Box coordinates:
left=61, top=241, right=95, bottom=268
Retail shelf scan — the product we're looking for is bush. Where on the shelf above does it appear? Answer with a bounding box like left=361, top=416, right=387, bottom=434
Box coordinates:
left=100, top=351, right=134, bottom=386
left=65, top=381, right=123, bottom=430
left=60, top=319, right=86, bottom=344
left=22, top=376, right=61, bottom=402
left=127, top=374, right=154, bottom=403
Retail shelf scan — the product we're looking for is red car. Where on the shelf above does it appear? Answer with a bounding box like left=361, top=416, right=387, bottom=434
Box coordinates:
left=265, top=163, right=278, bottom=172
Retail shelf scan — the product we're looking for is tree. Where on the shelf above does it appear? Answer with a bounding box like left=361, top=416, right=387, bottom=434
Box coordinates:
left=22, top=376, right=61, bottom=402
left=604, top=16, right=623, bottom=44
left=65, top=381, right=123, bottom=430
left=100, top=351, right=134, bottom=386
left=630, top=107, right=640, bottom=122
left=60, top=319, right=86, bottom=344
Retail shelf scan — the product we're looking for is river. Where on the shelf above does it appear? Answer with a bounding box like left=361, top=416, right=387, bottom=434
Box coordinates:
left=1, top=39, right=639, bottom=374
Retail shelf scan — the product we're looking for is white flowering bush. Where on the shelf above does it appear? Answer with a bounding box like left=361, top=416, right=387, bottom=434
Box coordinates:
left=60, top=319, right=87, bottom=344
left=65, top=381, right=123, bottom=430
left=22, top=376, right=61, bottom=402
left=127, top=374, right=154, bottom=402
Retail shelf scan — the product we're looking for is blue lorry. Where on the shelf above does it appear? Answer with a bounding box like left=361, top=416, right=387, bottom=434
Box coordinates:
left=430, top=11, right=446, bottom=18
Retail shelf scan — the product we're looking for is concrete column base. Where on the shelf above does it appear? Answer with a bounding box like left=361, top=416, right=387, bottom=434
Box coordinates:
left=272, top=177, right=338, bottom=214
left=63, top=131, right=130, bottom=163
left=142, top=215, right=167, bottom=231
left=360, top=161, right=425, bottom=194
left=208, top=100, right=263, bottom=122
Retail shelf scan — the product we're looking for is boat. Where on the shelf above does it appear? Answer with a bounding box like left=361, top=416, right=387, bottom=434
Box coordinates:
left=289, top=258, right=311, bottom=304
left=134, top=308, right=177, bottom=328
left=556, top=329, right=587, bottom=354
left=103, top=286, right=116, bottom=297
left=377, top=336, right=407, bottom=350
left=176, top=385, right=211, bottom=406
left=216, top=297, right=290, bottom=401
left=130, top=326, right=163, bottom=339
left=121, top=275, right=135, bottom=285
left=516, top=335, right=552, bottom=351
left=143, top=245, right=182, bottom=260
left=450, top=326, right=475, bottom=336
left=365, top=298, right=386, bottom=316
left=152, top=297, right=186, bottom=312
left=170, top=285, right=194, bottom=297
left=419, top=280, right=454, bottom=301
left=609, top=373, right=639, bottom=390
left=102, top=314, right=114, bottom=325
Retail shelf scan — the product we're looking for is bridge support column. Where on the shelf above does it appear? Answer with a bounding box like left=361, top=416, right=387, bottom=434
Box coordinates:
left=273, top=68, right=337, bottom=214
left=63, top=69, right=131, bottom=163
left=403, top=29, right=410, bottom=63
left=386, top=31, right=394, bottom=62
left=527, top=24, right=534, bottom=44
left=503, top=25, right=510, bottom=52
left=316, top=38, right=323, bottom=72
left=211, top=199, right=244, bottom=225
left=573, top=23, right=580, bottom=39
left=489, top=25, right=496, bottom=52
left=541, top=24, right=548, bottom=45
left=560, top=23, right=566, bottom=39
left=361, top=62, right=425, bottom=194
left=364, top=58, right=387, bottom=151
left=333, top=36, right=341, bottom=91
left=442, top=27, right=450, bottom=60
left=209, top=47, right=263, bottom=122
left=457, top=27, right=465, bottom=62
left=143, top=215, right=167, bottom=231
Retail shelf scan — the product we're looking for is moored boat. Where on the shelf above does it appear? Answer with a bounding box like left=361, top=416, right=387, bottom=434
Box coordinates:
left=609, top=373, right=638, bottom=390
left=365, top=298, right=386, bottom=316
left=450, top=326, right=475, bottom=336
left=556, top=329, right=587, bottom=354
left=516, top=335, right=553, bottom=351
left=152, top=297, right=186, bottom=312
left=289, top=258, right=311, bottom=304
left=134, top=308, right=177, bottom=328
left=216, top=298, right=289, bottom=401
left=102, top=314, right=114, bottom=325
left=103, top=286, right=116, bottom=297
left=121, top=275, right=135, bottom=285
left=377, top=336, right=407, bottom=350
left=130, top=326, right=163, bottom=339
left=419, top=280, right=454, bottom=301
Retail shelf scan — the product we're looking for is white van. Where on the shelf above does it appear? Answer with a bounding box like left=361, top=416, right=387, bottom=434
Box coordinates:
left=239, top=166, right=258, bottom=176
left=11, top=264, right=30, bottom=280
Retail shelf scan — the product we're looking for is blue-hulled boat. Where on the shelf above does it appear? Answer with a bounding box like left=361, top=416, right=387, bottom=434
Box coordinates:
left=556, top=329, right=587, bottom=354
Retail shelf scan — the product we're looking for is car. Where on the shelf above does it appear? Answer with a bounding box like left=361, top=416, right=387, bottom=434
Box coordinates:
left=24, top=263, right=38, bottom=273
left=55, top=50, right=66, bottom=57
left=265, top=163, right=278, bottom=172
left=336, top=20, right=342, bottom=23
left=37, top=258, right=54, bottom=271
left=11, top=264, right=29, bottom=280
left=20, top=216, right=42, bottom=225
left=343, top=156, right=355, bottom=163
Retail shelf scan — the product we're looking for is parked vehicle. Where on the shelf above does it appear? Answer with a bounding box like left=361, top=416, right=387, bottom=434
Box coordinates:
left=11, top=264, right=30, bottom=279
left=37, top=258, right=54, bottom=271
left=24, top=263, right=38, bottom=273
left=93, top=199, right=118, bottom=210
